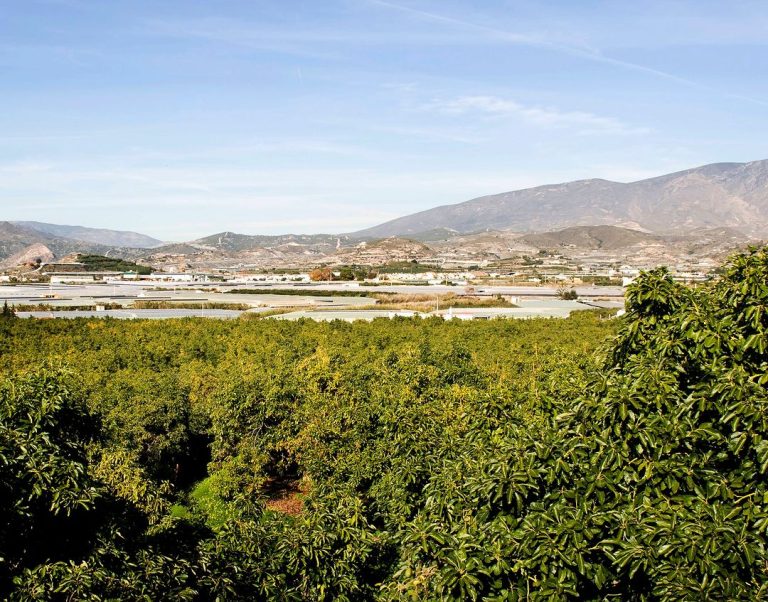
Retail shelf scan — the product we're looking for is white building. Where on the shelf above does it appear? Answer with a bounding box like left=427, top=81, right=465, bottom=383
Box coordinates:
left=49, top=272, right=123, bottom=284
left=141, top=273, right=205, bottom=283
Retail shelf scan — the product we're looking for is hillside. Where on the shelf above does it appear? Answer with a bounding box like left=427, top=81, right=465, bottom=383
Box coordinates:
left=14, top=222, right=163, bottom=248
left=4, top=158, right=764, bottom=272
left=336, top=237, right=434, bottom=265
left=352, top=160, right=768, bottom=238
left=0, top=222, right=109, bottom=262
left=519, top=225, right=658, bottom=250
left=0, top=222, right=48, bottom=259
left=192, top=232, right=350, bottom=252
left=0, top=243, right=55, bottom=268
left=0, top=221, right=158, bottom=267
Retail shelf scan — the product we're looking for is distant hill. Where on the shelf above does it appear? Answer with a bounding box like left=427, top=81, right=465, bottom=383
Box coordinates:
left=0, top=222, right=48, bottom=259
left=0, top=221, right=150, bottom=265
left=351, top=160, right=768, bottom=238
left=362, top=237, right=432, bottom=253
left=14, top=222, right=162, bottom=248
left=191, top=231, right=347, bottom=253
left=336, top=237, right=434, bottom=265
left=519, top=225, right=658, bottom=250
left=0, top=243, right=55, bottom=268
left=0, top=222, right=106, bottom=261
left=406, top=228, right=462, bottom=243
left=4, top=159, right=764, bottom=271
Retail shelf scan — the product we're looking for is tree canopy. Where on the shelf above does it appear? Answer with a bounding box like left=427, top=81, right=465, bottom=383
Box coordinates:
left=0, top=246, right=766, bottom=599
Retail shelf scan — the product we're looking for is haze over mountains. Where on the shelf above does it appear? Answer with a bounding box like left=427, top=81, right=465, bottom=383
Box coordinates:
left=0, top=222, right=162, bottom=268
left=1, top=160, right=766, bottom=270
left=352, top=160, right=768, bottom=239
left=13, top=222, right=162, bottom=249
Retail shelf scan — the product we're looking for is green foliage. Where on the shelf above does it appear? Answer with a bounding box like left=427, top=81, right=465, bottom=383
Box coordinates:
left=75, top=253, right=153, bottom=275
left=377, top=261, right=435, bottom=274
left=189, top=474, right=238, bottom=530
left=11, top=540, right=199, bottom=601
left=0, top=370, right=100, bottom=591
left=1, top=300, right=14, bottom=318
left=0, top=368, right=211, bottom=600
left=0, top=305, right=609, bottom=599
left=384, top=248, right=768, bottom=600
left=2, top=246, right=767, bottom=599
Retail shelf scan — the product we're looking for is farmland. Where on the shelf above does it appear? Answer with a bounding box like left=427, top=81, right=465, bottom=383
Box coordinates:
left=1, top=247, right=767, bottom=600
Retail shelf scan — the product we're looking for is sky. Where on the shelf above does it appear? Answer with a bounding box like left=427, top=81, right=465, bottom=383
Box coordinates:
left=1, top=0, right=767, bottom=241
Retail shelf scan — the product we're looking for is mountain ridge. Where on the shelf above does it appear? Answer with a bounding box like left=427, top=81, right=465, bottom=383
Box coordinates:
left=0, top=221, right=149, bottom=266
left=13, top=221, right=163, bottom=248
left=350, top=160, right=768, bottom=238
left=2, top=160, right=766, bottom=269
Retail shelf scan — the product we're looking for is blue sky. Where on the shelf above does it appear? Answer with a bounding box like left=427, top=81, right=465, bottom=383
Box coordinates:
left=1, top=0, right=767, bottom=240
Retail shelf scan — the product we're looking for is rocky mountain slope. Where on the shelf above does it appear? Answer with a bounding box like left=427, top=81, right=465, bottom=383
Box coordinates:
left=518, top=225, right=659, bottom=250
left=0, top=243, right=55, bottom=268
left=352, top=160, right=768, bottom=238
left=191, top=232, right=346, bottom=252
left=0, top=221, right=146, bottom=267
left=3, top=160, right=764, bottom=271
left=13, top=221, right=162, bottom=248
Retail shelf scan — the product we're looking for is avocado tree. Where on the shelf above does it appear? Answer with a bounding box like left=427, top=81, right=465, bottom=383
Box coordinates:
left=388, top=247, right=768, bottom=600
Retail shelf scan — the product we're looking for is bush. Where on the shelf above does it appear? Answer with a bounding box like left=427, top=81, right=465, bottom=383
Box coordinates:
left=3, top=247, right=768, bottom=599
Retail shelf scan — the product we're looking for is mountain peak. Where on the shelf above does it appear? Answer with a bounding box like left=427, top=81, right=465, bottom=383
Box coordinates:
left=351, top=160, right=768, bottom=238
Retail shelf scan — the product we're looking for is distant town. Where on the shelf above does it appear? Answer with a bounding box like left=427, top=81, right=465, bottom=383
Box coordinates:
left=0, top=220, right=742, bottom=323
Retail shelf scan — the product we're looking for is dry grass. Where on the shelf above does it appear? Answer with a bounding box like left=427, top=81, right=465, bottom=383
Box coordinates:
left=10, top=302, right=124, bottom=312
left=373, top=293, right=515, bottom=312
left=373, top=292, right=440, bottom=304
left=240, top=308, right=296, bottom=320
left=131, top=300, right=251, bottom=310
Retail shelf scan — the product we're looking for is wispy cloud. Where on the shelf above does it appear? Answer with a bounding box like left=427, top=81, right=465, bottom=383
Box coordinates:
left=118, top=139, right=372, bottom=164
left=429, top=95, right=648, bottom=135
left=144, top=3, right=768, bottom=109
left=361, top=123, right=483, bottom=144
left=365, top=0, right=552, bottom=46
left=0, top=160, right=55, bottom=175
left=144, top=19, right=339, bottom=60
left=366, top=0, right=768, bottom=107
left=0, top=161, right=538, bottom=237
left=145, top=17, right=526, bottom=54
left=0, top=42, right=102, bottom=67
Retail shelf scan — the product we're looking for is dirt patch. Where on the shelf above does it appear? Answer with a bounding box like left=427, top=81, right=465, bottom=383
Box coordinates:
left=264, top=477, right=306, bottom=516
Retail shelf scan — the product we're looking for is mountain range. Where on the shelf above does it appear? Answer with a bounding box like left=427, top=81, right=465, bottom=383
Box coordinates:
left=0, top=222, right=161, bottom=268
left=351, top=160, right=768, bottom=238
left=2, top=159, right=767, bottom=269
left=12, top=221, right=162, bottom=249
